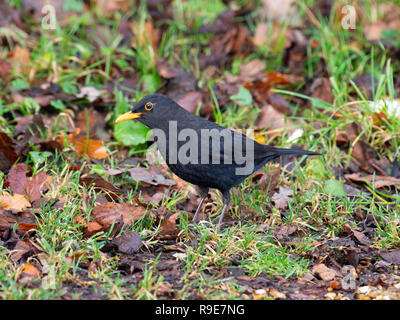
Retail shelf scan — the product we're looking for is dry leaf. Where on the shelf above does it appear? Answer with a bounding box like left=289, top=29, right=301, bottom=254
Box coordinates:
left=0, top=191, right=31, bottom=213
left=18, top=263, right=41, bottom=285
left=129, top=167, right=176, bottom=187
left=10, top=45, right=31, bottom=75
left=255, top=104, right=293, bottom=139
left=92, top=202, right=147, bottom=228
left=57, top=129, right=109, bottom=159
left=0, top=132, right=19, bottom=171
left=79, top=175, right=122, bottom=199
left=271, top=186, right=293, bottom=210
left=7, top=164, right=49, bottom=202
left=112, top=231, right=143, bottom=254
left=177, top=91, right=202, bottom=113
left=158, top=212, right=180, bottom=240
left=345, top=173, right=400, bottom=190
left=7, top=163, right=28, bottom=195
left=0, top=58, right=12, bottom=82
left=312, top=263, right=337, bottom=281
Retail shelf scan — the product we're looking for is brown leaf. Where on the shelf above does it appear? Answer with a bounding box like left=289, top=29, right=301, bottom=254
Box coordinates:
left=0, top=192, right=31, bottom=213
left=22, top=263, right=41, bottom=277
left=57, top=129, right=109, bottom=160
left=10, top=240, right=32, bottom=262
left=112, top=231, right=142, bottom=254
left=271, top=186, right=293, bottom=210
left=253, top=22, right=268, bottom=46
left=0, top=132, right=19, bottom=171
left=156, top=59, right=182, bottom=79
left=312, top=263, right=337, bottom=281
left=239, top=59, right=266, bottom=82
left=352, top=230, right=370, bottom=245
left=0, top=210, right=37, bottom=237
left=129, top=167, right=176, bottom=187
left=92, top=202, right=147, bottom=229
left=7, top=163, right=28, bottom=195
left=381, top=249, right=400, bottom=266
left=17, top=222, right=38, bottom=231
left=198, top=9, right=235, bottom=34
left=256, top=165, right=280, bottom=192
left=7, top=164, right=49, bottom=202
left=74, top=137, right=108, bottom=159
left=25, top=171, right=48, bottom=202
left=76, top=108, right=101, bottom=136
left=9, top=45, right=31, bottom=75
left=79, top=175, right=122, bottom=199
left=255, top=104, right=294, bottom=140
left=18, top=263, right=41, bottom=285
left=176, top=91, right=203, bottom=113
left=0, top=58, right=12, bottom=82
left=158, top=213, right=180, bottom=240
left=310, top=77, right=334, bottom=103
left=345, top=173, right=400, bottom=190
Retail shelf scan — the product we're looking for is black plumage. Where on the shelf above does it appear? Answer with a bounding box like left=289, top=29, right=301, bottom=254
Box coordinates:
left=116, top=94, right=320, bottom=230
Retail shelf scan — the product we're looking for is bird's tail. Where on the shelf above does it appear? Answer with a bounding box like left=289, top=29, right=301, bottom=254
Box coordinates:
left=273, top=147, right=321, bottom=157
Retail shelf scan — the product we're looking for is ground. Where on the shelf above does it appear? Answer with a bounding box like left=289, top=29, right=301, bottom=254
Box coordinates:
left=0, top=0, right=400, bottom=300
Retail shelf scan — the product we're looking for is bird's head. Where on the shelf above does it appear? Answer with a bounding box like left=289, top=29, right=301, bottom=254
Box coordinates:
left=115, top=94, right=179, bottom=129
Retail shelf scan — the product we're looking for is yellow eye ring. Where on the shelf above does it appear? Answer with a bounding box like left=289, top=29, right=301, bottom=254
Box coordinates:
left=145, top=102, right=153, bottom=111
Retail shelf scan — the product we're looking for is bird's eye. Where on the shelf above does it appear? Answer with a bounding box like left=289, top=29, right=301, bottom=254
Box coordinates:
left=145, top=102, right=153, bottom=111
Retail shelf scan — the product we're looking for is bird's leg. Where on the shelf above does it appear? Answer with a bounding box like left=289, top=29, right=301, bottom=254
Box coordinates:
left=217, top=190, right=231, bottom=231
left=192, top=186, right=209, bottom=223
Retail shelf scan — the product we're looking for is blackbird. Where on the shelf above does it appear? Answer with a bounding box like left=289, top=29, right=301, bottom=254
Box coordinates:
left=116, top=94, right=319, bottom=230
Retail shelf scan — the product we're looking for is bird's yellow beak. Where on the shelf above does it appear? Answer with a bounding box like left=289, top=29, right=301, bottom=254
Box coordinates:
left=115, top=112, right=142, bottom=123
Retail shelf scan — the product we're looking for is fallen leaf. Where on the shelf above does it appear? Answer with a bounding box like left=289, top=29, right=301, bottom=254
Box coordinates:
left=255, top=164, right=280, bottom=192
left=79, top=175, right=122, bottom=199
left=7, top=163, right=28, bottom=195
left=324, top=179, right=347, bottom=197
left=271, top=186, right=293, bottom=210
left=112, top=231, right=142, bottom=254
left=158, top=212, right=180, bottom=240
left=129, top=167, right=176, bottom=187
left=177, top=91, right=202, bottom=113
left=57, top=129, right=109, bottom=159
left=22, top=263, right=41, bottom=277
left=9, top=240, right=32, bottom=262
left=24, top=171, right=48, bottom=202
left=0, top=192, right=31, bottom=213
left=7, top=164, right=49, bottom=202
left=74, top=137, right=108, bottom=159
left=312, top=263, right=337, bottom=281
left=352, top=230, right=370, bottom=245
left=86, top=221, right=103, bottom=236
left=337, top=122, right=378, bottom=173
left=0, top=58, right=12, bottom=82
left=76, top=107, right=101, bottom=136
left=239, top=59, right=266, bottom=82
left=310, top=77, right=334, bottom=103
left=345, top=173, right=400, bottom=190
left=76, top=86, right=107, bottom=102
left=253, top=22, right=269, bottom=46
left=381, top=249, right=400, bottom=265
left=156, top=59, right=182, bottom=79
left=18, top=263, right=41, bottom=285
left=92, top=202, right=147, bottom=229
left=0, top=132, right=19, bottom=171
left=9, top=45, right=31, bottom=75
left=255, top=104, right=293, bottom=139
